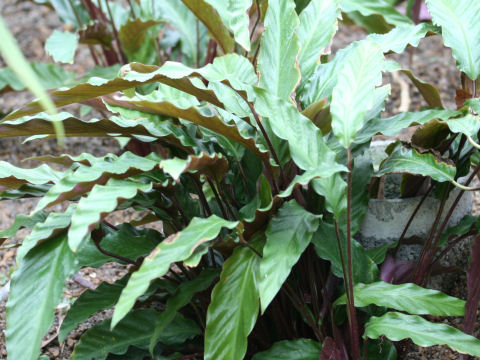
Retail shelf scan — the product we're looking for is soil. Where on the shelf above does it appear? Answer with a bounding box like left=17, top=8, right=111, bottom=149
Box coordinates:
left=0, top=1, right=479, bottom=359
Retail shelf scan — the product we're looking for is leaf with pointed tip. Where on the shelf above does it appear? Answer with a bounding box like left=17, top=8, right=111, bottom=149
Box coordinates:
left=252, top=338, right=322, bottom=359
left=356, top=109, right=461, bottom=144
left=68, top=179, right=153, bottom=251
left=17, top=206, right=75, bottom=264
left=59, top=275, right=130, bottom=343
left=6, top=233, right=76, bottom=360
left=0, top=162, right=64, bottom=189
left=150, top=269, right=220, bottom=352
left=367, top=23, right=438, bottom=54
left=400, top=69, right=443, bottom=107
left=45, top=30, right=78, bottom=64
left=161, top=153, right=229, bottom=181
left=377, top=144, right=456, bottom=182
left=257, top=0, right=300, bottom=99
left=312, top=222, right=378, bottom=283
left=0, top=62, right=76, bottom=93
left=0, top=211, right=48, bottom=241
left=364, top=312, right=480, bottom=357
left=112, top=215, right=238, bottom=327
left=204, top=239, right=262, bottom=360
left=438, top=215, right=479, bottom=248
left=334, top=281, right=465, bottom=316
left=340, top=0, right=412, bottom=27
left=203, top=0, right=252, bottom=51
left=259, top=201, right=319, bottom=312
left=34, top=152, right=158, bottom=212
left=425, top=0, right=480, bottom=80
left=70, top=310, right=200, bottom=360
left=297, top=0, right=340, bottom=86
left=445, top=114, right=480, bottom=137
left=331, top=40, right=384, bottom=147
left=181, top=0, right=235, bottom=53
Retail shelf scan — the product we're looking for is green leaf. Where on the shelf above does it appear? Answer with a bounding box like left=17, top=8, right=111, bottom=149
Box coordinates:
left=150, top=269, right=220, bottom=352
left=252, top=338, right=322, bottom=359
left=202, top=0, right=252, bottom=51
left=259, top=200, right=320, bottom=312
left=68, top=178, right=153, bottom=251
left=70, top=310, right=200, bottom=360
left=257, top=0, right=301, bottom=99
left=340, top=0, right=412, bottom=27
left=204, top=240, right=261, bottom=360
left=357, top=109, right=461, bottom=144
left=330, top=40, right=384, bottom=147
left=34, top=151, right=159, bottom=212
left=312, top=222, right=378, bottom=283
left=181, top=0, right=235, bottom=53
left=6, top=233, right=76, bottom=360
left=335, top=281, right=466, bottom=316
left=364, top=312, right=480, bottom=357
left=118, top=18, right=162, bottom=60
left=0, top=62, right=76, bottom=93
left=445, top=114, right=480, bottom=137
left=377, top=144, right=456, bottom=182
left=297, top=0, right=340, bottom=84
left=112, top=215, right=238, bottom=327
left=0, top=211, right=48, bottom=241
left=367, top=23, right=438, bottom=54
left=59, top=276, right=129, bottom=343
left=0, top=161, right=64, bottom=189
left=425, top=0, right=480, bottom=80
left=438, top=215, right=479, bottom=247
left=45, top=30, right=79, bottom=64
left=160, top=153, right=229, bottom=182
left=17, top=205, right=75, bottom=264
left=400, top=69, right=443, bottom=107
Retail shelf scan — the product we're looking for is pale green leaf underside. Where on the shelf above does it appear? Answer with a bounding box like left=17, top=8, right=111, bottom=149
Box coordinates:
left=335, top=281, right=465, bottom=316
left=45, top=30, right=79, bottom=64
left=340, top=0, right=412, bottom=27
left=425, top=0, right=480, bottom=80
left=445, top=114, right=480, bottom=137
left=365, top=312, right=480, bottom=357
left=112, top=215, right=238, bottom=328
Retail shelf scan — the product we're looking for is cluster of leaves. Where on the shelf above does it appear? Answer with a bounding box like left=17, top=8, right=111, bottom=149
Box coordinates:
left=2, top=0, right=480, bottom=359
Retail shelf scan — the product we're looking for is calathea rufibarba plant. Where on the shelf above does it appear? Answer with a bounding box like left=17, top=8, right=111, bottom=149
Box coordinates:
left=3, top=0, right=480, bottom=359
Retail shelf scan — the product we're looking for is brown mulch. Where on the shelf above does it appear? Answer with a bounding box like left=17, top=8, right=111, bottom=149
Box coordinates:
left=0, top=1, right=479, bottom=359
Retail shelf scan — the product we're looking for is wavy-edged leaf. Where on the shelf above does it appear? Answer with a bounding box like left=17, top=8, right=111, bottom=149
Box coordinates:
left=330, top=40, right=384, bottom=147
left=0, top=161, right=64, bottom=189
left=356, top=109, right=461, bottom=144
left=364, top=312, right=480, bottom=357
left=425, top=0, right=480, bottom=80
left=335, top=281, right=465, bottom=316
left=0, top=211, right=48, bottom=241
left=59, top=275, right=130, bottom=342
left=368, top=23, right=438, bottom=54
left=312, top=222, right=378, bottom=283
left=340, top=0, right=412, bottom=27
left=161, top=153, right=228, bottom=181
left=204, top=239, right=261, bottom=360
left=118, top=18, right=162, bottom=57
left=377, top=144, right=456, bottom=182
left=259, top=200, right=320, bottom=312
left=150, top=269, right=219, bottom=352
left=6, top=233, right=76, bottom=360
left=112, top=215, right=238, bottom=327
left=445, top=113, right=480, bottom=137
left=252, top=338, right=322, bottom=359
left=0, top=62, right=76, bottom=93
left=34, top=152, right=159, bottom=212
left=45, top=30, right=79, bottom=64
left=68, top=179, right=152, bottom=251
left=70, top=310, right=200, bottom=360
left=0, top=183, right=50, bottom=200
left=181, top=0, right=235, bottom=53
left=17, top=205, right=75, bottom=264
left=257, top=0, right=300, bottom=99
left=253, top=88, right=345, bottom=173
left=297, top=0, right=340, bottom=85
left=203, top=0, right=252, bottom=51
